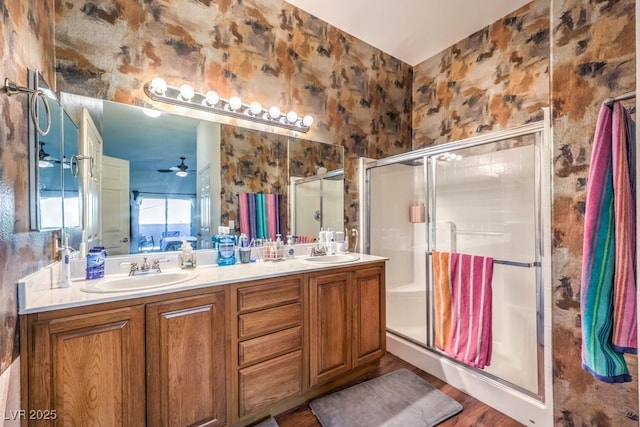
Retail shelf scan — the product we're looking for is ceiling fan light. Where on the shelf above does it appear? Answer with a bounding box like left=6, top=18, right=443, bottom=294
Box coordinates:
left=176, top=170, right=188, bottom=178
left=39, top=160, right=53, bottom=168
left=143, top=108, right=161, bottom=118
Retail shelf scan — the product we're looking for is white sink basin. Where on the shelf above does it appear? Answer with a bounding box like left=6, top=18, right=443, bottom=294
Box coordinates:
left=301, top=254, right=360, bottom=264
left=81, top=271, right=199, bottom=293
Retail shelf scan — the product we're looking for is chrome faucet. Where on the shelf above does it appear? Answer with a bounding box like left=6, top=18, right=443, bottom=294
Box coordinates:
left=310, top=245, right=327, bottom=257
left=128, top=262, right=139, bottom=276
left=128, top=257, right=164, bottom=276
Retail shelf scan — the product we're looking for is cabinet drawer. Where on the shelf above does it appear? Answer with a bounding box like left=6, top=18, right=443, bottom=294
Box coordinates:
left=237, top=278, right=302, bottom=312
left=238, top=302, right=301, bottom=339
left=239, top=326, right=302, bottom=366
left=238, top=350, right=302, bottom=417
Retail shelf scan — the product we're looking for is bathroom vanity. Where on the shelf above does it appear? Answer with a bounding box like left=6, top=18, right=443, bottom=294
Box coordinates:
left=19, top=255, right=386, bottom=426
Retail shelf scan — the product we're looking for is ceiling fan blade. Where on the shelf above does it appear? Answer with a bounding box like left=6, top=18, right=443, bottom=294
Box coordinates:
left=157, top=169, right=173, bottom=173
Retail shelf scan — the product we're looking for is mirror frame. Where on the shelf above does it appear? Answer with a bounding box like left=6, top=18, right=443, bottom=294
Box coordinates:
left=28, top=70, right=62, bottom=231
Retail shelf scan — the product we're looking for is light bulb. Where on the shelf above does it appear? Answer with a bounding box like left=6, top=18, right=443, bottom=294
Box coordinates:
left=204, top=91, right=219, bottom=106
left=268, top=106, right=281, bottom=119
left=176, top=170, right=188, bottom=178
left=143, top=108, right=161, bottom=118
left=302, top=115, right=314, bottom=127
left=286, top=111, right=298, bottom=123
left=249, top=101, right=262, bottom=115
left=150, top=77, right=167, bottom=95
left=229, top=96, right=242, bottom=110
left=179, top=84, right=195, bottom=101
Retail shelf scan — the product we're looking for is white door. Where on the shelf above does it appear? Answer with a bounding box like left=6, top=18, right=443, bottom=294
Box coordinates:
left=198, top=166, right=211, bottom=249
left=79, top=108, right=102, bottom=248
left=102, top=155, right=130, bottom=255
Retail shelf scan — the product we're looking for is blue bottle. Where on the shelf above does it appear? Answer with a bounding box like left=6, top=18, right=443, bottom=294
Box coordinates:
left=86, top=247, right=105, bottom=279
left=215, top=227, right=236, bottom=266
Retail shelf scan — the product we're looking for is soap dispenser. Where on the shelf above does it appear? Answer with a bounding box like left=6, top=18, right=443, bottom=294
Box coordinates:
left=179, top=240, right=196, bottom=269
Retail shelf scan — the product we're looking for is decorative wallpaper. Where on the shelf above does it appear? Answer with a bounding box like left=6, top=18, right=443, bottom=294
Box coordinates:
left=0, top=0, right=57, bottom=373
left=412, top=0, right=550, bottom=147
left=220, top=124, right=288, bottom=232
left=551, top=0, right=637, bottom=425
left=54, top=0, right=413, bottom=234
left=288, top=137, right=343, bottom=178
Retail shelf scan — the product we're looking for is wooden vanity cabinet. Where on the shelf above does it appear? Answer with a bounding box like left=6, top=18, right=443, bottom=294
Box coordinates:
left=309, top=265, right=386, bottom=387
left=146, top=291, right=227, bottom=427
left=22, top=261, right=385, bottom=426
left=232, top=276, right=305, bottom=422
left=22, top=288, right=227, bottom=427
left=22, top=305, right=146, bottom=426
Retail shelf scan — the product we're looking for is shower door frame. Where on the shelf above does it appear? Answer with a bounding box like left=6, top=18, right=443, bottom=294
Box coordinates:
left=360, top=112, right=550, bottom=402
left=290, top=168, right=344, bottom=236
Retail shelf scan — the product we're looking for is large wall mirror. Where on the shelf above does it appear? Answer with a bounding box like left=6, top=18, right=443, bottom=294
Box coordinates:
left=53, top=93, right=344, bottom=256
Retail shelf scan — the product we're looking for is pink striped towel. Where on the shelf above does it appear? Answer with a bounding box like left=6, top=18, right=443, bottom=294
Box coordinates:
left=445, top=253, right=494, bottom=369
left=611, top=102, right=637, bottom=353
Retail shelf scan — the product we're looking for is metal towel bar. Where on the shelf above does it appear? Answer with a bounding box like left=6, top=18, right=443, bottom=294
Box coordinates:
left=427, top=252, right=540, bottom=268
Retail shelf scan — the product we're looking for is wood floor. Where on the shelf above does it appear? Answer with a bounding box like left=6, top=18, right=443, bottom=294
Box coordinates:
left=275, top=352, right=524, bottom=427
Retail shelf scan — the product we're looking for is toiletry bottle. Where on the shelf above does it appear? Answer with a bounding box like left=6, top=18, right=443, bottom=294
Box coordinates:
left=86, top=247, right=105, bottom=279
left=179, top=240, right=196, bottom=269
left=59, top=235, right=72, bottom=288
left=239, top=233, right=251, bottom=263
left=285, top=235, right=295, bottom=259
left=329, top=238, right=337, bottom=255
left=217, top=227, right=236, bottom=266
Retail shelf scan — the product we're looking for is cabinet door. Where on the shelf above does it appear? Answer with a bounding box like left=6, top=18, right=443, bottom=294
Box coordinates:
left=352, top=266, right=386, bottom=367
left=309, top=271, right=352, bottom=387
left=146, top=291, right=226, bottom=427
left=27, top=306, right=145, bottom=426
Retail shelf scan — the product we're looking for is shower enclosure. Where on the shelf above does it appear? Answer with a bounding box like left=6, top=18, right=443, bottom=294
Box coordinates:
left=360, top=117, right=552, bottom=426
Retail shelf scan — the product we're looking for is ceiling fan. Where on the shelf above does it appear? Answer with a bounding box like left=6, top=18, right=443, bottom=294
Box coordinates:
left=157, top=157, right=194, bottom=177
left=38, top=142, right=65, bottom=168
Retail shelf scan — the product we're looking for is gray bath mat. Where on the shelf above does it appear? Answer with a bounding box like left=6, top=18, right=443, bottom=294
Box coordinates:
left=253, top=417, right=278, bottom=427
left=309, top=368, right=462, bottom=427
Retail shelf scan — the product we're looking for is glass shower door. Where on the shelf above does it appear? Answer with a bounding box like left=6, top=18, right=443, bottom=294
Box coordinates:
left=368, top=159, right=428, bottom=346
left=430, top=138, right=539, bottom=394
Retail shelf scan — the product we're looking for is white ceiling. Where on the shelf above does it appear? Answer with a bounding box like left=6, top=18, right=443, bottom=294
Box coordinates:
left=285, top=0, right=533, bottom=66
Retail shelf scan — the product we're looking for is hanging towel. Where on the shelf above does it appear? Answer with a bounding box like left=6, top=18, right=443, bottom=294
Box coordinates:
left=238, top=193, right=251, bottom=240
left=446, top=253, right=494, bottom=369
left=580, top=102, right=632, bottom=383
left=432, top=251, right=453, bottom=352
left=611, top=103, right=637, bottom=354
left=266, top=193, right=278, bottom=240
left=248, top=194, right=257, bottom=240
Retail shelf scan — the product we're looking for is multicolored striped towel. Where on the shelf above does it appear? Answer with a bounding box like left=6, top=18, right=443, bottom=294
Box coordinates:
left=611, top=102, right=637, bottom=354
left=239, top=192, right=281, bottom=241
left=433, top=251, right=494, bottom=369
left=581, top=102, right=633, bottom=383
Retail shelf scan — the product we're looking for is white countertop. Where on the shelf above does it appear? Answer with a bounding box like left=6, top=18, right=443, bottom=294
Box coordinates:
left=18, top=252, right=387, bottom=315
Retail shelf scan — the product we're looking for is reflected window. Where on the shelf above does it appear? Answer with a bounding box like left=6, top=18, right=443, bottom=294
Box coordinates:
left=138, top=198, right=194, bottom=250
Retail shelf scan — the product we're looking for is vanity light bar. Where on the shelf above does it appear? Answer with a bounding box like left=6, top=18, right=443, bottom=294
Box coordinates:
left=144, top=78, right=313, bottom=133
